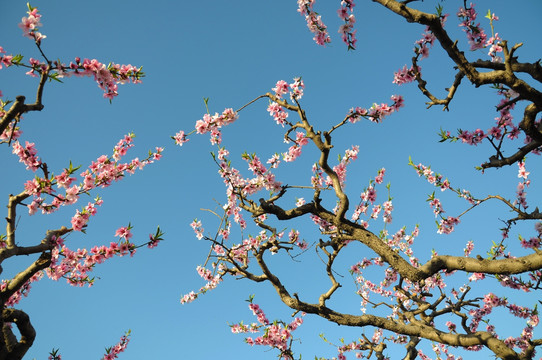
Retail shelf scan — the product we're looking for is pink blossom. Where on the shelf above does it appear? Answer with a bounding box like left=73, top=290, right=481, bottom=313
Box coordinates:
left=267, top=102, right=288, bottom=126
left=393, top=65, right=419, bottom=85
left=289, top=77, right=304, bottom=100
left=374, top=168, right=385, bottom=184
left=457, top=3, right=487, bottom=51
left=517, top=161, right=529, bottom=179
left=115, top=226, right=133, bottom=240
left=298, top=0, right=331, bottom=46
left=173, top=130, right=189, bottom=146
left=272, top=80, right=289, bottom=97
left=437, top=216, right=460, bottom=234
left=12, top=140, right=41, bottom=171
left=190, top=219, right=204, bottom=240
left=217, top=147, right=229, bottom=160
left=337, top=1, right=357, bottom=49
left=19, top=6, right=46, bottom=44
left=0, top=54, right=12, bottom=69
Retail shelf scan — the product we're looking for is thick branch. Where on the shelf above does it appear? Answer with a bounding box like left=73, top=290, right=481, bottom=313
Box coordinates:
left=5, top=192, right=30, bottom=250
left=1, top=252, right=51, bottom=304
left=373, top=0, right=542, bottom=106
left=0, top=67, right=49, bottom=135
left=482, top=140, right=542, bottom=169
left=268, top=284, right=517, bottom=359
left=472, top=59, right=542, bottom=83
left=1, top=308, right=35, bottom=360
left=518, top=103, right=542, bottom=142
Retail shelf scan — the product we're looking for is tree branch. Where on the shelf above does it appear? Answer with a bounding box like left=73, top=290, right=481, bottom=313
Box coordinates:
left=1, top=308, right=35, bottom=360
left=0, top=67, right=49, bottom=135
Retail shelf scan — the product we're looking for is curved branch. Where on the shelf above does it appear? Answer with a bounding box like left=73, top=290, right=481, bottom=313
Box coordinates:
left=412, top=56, right=465, bottom=110
left=373, top=1, right=542, bottom=105
left=518, top=103, right=542, bottom=143
left=1, top=308, right=35, bottom=360
left=0, top=67, right=49, bottom=135
left=472, top=59, right=542, bottom=83
left=267, top=284, right=517, bottom=359
left=482, top=140, right=542, bottom=169
left=316, top=240, right=342, bottom=306
left=1, top=252, right=51, bottom=304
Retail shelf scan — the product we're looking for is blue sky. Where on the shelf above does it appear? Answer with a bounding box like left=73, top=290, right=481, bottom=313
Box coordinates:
left=1, top=1, right=542, bottom=359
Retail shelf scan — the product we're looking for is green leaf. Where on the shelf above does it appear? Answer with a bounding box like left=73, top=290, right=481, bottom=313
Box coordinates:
left=435, top=4, right=444, bottom=17
left=11, top=54, right=24, bottom=65
left=485, top=9, right=492, bottom=20
left=48, top=73, right=64, bottom=83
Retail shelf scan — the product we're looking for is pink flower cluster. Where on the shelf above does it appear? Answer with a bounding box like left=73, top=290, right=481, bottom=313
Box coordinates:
left=180, top=264, right=223, bottom=304
left=486, top=31, right=503, bottom=63
left=0, top=119, right=22, bottom=140
left=101, top=331, right=131, bottom=360
left=438, top=216, right=460, bottom=235
left=21, top=134, right=160, bottom=226
left=172, top=130, right=189, bottom=146
left=288, top=229, right=308, bottom=250
left=519, top=222, right=542, bottom=250
left=323, top=145, right=359, bottom=189
left=180, top=291, right=197, bottom=304
left=0, top=46, right=13, bottom=70
left=347, top=94, right=404, bottom=123
left=267, top=79, right=305, bottom=125
left=267, top=102, right=288, bottom=127
left=463, top=240, right=474, bottom=256
left=458, top=128, right=486, bottom=145
left=418, top=343, right=461, bottom=360
left=393, top=65, right=421, bottom=85
left=409, top=159, right=486, bottom=234
left=70, top=199, right=102, bottom=231
left=46, top=234, right=136, bottom=287
left=272, top=80, right=289, bottom=96
left=457, top=3, right=487, bottom=50
left=350, top=227, right=423, bottom=314
left=234, top=302, right=304, bottom=358
left=190, top=219, right=204, bottom=240
left=12, top=140, right=41, bottom=171
left=242, top=153, right=282, bottom=192
left=73, top=58, right=143, bottom=99
left=23, top=58, right=42, bottom=78
left=468, top=293, right=539, bottom=353
left=229, top=237, right=256, bottom=263
left=427, top=194, right=444, bottom=218
left=297, top=0, right=331, bottom=46
left=352, top=168, right=394, bottom=226
left=80, top=134, right=160, bottom=191
left=147, top=227, right=164, bottom=249
left=414, top=28, right=436, bottom=60
left=19, top=5, right=46, bottom=44
left=289, top=77, right=304, bottom=101
left=438, top=87, right=533, bottom=154
left=248, top=303, right=269, bottom=325
left=9, top=7, right=143, bottom=99
left=216, top=162, right=246, bottom=228
left=20, top=56, right=143, bottom=99
left=196, top=265, right=222, bottom=291
left=1, top=272, right=43, bottom=307
left=514, top=161, right=530, bottom=211
left=283, top=132, right=308, bottom=162
left=337, top=0, right=357, bottom=50
left=195, top=108, right=238, bottom=145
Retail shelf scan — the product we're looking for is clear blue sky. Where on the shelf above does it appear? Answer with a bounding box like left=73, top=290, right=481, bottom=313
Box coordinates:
left=1, top=1, right=542, bottom=359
